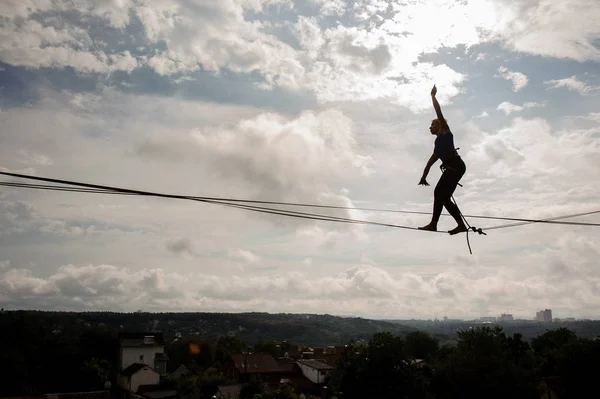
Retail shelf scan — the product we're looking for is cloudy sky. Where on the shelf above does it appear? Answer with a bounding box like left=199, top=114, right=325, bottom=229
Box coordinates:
left=1, top=0, right=599, bottom=320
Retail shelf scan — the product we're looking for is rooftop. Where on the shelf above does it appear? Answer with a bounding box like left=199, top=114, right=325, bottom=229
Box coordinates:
left=297, top=359, right=335, bottom=370
left=120, top=363, right=159, bottom=377
left=217, top=384, right=243, bottom=399
left=231, top=353, right=287, bottom=374
left=119, top=332, right=165, bottom=347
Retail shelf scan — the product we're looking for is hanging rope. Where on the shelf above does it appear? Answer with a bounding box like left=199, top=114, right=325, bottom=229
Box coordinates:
left=450, top=195, right=486, bottom=255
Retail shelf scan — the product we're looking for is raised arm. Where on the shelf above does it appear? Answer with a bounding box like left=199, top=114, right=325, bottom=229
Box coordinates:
left=431, top=85, right=449, bottom=132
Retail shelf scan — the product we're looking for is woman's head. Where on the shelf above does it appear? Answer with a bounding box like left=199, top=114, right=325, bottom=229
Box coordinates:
left=429, top=118, right=447, bottom=135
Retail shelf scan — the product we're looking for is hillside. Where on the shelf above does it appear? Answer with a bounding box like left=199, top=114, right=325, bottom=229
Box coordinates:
left=1, top=310, right=417, bottom=346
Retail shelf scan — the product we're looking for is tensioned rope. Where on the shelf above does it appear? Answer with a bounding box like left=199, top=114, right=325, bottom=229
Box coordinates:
left=2, top=171, right=599, bottom=254
left=2, top=172, right=599, bottom=228
left=0, top=174, right=449, bottom=234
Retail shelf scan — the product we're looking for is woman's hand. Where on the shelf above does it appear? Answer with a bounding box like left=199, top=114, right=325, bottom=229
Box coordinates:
left=431, top=84, right=437, bottom=97
left=418, top=176, right=430, bottom=186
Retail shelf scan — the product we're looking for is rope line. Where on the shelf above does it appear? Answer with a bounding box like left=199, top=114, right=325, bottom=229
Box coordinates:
left=1, top=172, right=599, bottom=230
left=0, top=180, right=446, bottom=234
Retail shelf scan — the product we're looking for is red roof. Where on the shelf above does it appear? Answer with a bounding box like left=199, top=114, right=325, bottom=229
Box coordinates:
left=230, top=353, right=286, bottom=374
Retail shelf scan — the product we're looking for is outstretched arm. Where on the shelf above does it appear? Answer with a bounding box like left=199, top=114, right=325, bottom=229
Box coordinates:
left=431, top=85, right=449, bottom=132
left=419, top=152, right=439, bottom=186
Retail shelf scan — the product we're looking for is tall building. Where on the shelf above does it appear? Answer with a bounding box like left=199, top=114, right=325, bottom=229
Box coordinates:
left=535, top=309, right=552, bottom=322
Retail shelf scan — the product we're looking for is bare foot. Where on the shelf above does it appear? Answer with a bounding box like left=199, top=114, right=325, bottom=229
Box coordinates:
left=448, top=224, right=468, bottom=235
left=418, top=222, right=438, bottom=232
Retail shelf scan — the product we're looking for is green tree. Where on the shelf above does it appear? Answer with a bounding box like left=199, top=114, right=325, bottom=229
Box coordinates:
left=253, top=384, right=298, bottom=399
left=216, top=335, right=248, bottom=365
left=432, top=325, right=538, bottom=399
left=176, top=373, right=203, bottom=398
left=403, top=331, right=439, bottom=361
left=81, top=358, right=111, bottom=389
left=254, top=340, right=279, bottom=357
left=531, top=327, right=577, bottom=379
left=166, top=336, right=215, bottom=371
left=549, top=337, right=600, bottom=398
left=329, top=332, right=433, bottom=399
left=240, top=375, right=265, bottom=399
left=198, top=368, right=227, bottom=398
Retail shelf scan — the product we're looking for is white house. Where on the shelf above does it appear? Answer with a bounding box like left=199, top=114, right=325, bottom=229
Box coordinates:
left=118, top=363, right=160, bottom=393
left=296, top=359, right=334, bottom=384
left=119, top=332, right=168, bottom=374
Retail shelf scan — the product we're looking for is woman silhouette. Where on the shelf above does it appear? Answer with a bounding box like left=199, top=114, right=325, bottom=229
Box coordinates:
left=418, top=85, right=467, bottom=235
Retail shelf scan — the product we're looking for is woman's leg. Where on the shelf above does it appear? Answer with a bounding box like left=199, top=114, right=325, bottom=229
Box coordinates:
left=444, top=159, right=467, bottom=234
left=419, top=171, right=456, bottom=231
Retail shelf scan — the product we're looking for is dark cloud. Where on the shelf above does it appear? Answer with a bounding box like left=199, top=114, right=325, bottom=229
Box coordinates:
left=165, top=237, right=193, bottom=255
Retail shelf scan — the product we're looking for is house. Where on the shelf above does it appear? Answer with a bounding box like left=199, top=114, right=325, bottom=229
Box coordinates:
left=308, top=346, right=346, bottom=366
left=118, top=332, right=168, bottom=374
left=225, top=353, right=295, bottom=384
left=118, top=363, right=161, bottom=393
left=215, top=384, right=243, bottom=399
left=296, top=359, right=334, bottom=384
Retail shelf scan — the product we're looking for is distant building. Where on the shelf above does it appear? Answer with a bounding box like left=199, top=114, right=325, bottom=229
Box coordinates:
left=535, top=309, right=553, bottom=322
left=500, top=314, right=514, bottom=321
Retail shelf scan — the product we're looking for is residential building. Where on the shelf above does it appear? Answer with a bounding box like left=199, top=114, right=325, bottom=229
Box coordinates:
left=296, top=359, right=334, bottom=384
left=536, top=309, right=553, bottom=322
left=225, top=353, right=294, bottom=384
left=118, top=363, right=160, bottom=393
left=500, top=314, right=514, bottom=321
left=118, top=332, right=168, bottom=374
left=215, top=384, right=243, bottom=399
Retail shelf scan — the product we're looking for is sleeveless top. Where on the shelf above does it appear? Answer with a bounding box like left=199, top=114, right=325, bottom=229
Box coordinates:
left=434, top=131, right=457, bottom=162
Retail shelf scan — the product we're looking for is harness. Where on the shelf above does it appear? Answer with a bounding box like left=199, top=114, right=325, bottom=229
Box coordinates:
left=439, top=147, right=462, bottom=186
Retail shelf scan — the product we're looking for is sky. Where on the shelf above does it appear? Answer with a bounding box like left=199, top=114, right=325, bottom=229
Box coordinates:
left=1, top=0, right=599, bottom=321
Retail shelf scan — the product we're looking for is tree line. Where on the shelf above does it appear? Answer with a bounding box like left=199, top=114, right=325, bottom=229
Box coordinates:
left=327, top=326, right=599, bottom=399
left=2, top=310, right=598, bottom=398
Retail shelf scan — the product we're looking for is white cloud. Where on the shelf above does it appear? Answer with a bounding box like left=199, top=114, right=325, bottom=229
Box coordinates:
left=228, top=248, right=262, bottom=264
left=497, top=101, right=544, bottom=115
left=0, top=16, right=140, bottom=73
left=133, top=108, right=375, bottom=222
left=468, top=117, right=600, bottom=208
left=311, top=0, right=346, bottom=16
left=545, top=75, right=600, bottom=95
left=492, top=0, right=600, bottom=62
left=2, top=257, right=600, bottom=318
left=495, top=66, right=528, bottom=91
left=2, top=0, right=597, bottom=114
left=577, top=112, right=600, bottom=122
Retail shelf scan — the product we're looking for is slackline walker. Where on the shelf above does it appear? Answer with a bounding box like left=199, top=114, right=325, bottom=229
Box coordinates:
left=417, top=84, right=486, bottom=253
